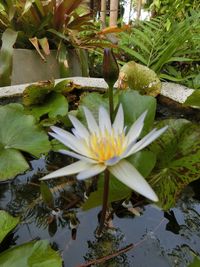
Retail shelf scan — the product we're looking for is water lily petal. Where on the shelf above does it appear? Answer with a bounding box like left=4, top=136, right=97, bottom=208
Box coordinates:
left=77, top=164, right=106, bottom=180
left=50, top=127, right=90, bottom=157
left=59, top=149, right=97, bottom=163
left=99, top=106, right=112, bottom=132
left=41, top=161, right=92, bottom=180
left=83, top=106, right=99, bottom=134
left=123, top=126, right=168, bottom=158
left=68, top=115, right=89, bottom=139
left=108, top=159, right=158, bottom=202
left=126, top=110, right=147, bottom=145
left=112, top=104, right=124, bottom=134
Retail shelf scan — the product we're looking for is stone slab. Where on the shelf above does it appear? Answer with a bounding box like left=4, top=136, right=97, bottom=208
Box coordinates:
left=0, top=77, right=194, bottom=104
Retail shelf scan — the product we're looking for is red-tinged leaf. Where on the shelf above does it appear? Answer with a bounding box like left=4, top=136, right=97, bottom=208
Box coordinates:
left=53, top=0, right=84, bottom=29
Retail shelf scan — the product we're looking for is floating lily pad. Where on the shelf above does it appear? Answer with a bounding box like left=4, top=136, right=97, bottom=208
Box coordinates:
left=26, top=92, right=68, bottom=120
left=0, top=104, right=51, bottom=180
left=22, top=81, right=55, bottom=106
left=0, top=240, right=62, bottom=267
left=0, top=210, right=20, bottom=243
left=119, top=90, right=157, bottom=134
left=148, top=119, right=200, bottom=210
left=118, top=61, right=161, bottom=96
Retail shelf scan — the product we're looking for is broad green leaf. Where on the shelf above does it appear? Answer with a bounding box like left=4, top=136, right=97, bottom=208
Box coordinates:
left=0, top=149, right=29, bottom=180
left=26, top=92, right=68, bottom=120
left=189, top=257, right=200, bottom=267
left=119, top=61, right=161, bottom=97
left=0, top=104, right=51, bottom=180
left=0, top=28, right=18, bottom=86
left=119, top=90, right=157, bottom=135
left=82, top=150, right=156, bottom=210
left=0, top=210, right=19, bottom=243
left=120, top=46, right=148, bottom=65
left=184, top=90, right=200, bottom=107
left=148, top=119, right=200, bottom=210
left=0, top=240, right=62, bottom=267
left=23, top=81, right=54, bottom=106
left=78, top=92, right=109, bottom=122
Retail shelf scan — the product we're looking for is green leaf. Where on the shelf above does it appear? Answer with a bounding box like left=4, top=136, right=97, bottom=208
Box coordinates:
left=27, top=92, right=68, bottom=120
left=0, top=149, right=29, bottom=180
left=78, top=92, right=109, bottom=122
left=22, top=81, right=55, bottom=106
left=119, top=90, right=157, bottom=135
left=119, top=61, right=161, bottom=97
left=0, top=28, right=18, bottom=86
left=40, top=181, right=54, bottom=209
left=184, top=90, right=200, bottom=107
left=0, top=104, right=51, bottom=180
left=0, top=210, right=19, bottom=243
left=189, top=257, right=200, bottom=267
left=0, top=240, right=62, bottom=267
left=148, top=119, right=200, bottom=210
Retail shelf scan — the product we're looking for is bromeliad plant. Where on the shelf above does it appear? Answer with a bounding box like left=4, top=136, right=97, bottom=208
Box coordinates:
left=41, top=49, right=168, bottom=234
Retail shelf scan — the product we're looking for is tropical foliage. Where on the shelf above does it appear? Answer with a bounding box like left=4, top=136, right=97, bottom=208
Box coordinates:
left=118, top=12, right=200, bottom=85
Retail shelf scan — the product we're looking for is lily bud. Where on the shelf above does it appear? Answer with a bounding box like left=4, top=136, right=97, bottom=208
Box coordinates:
left=103, top=48, right=119, bottom=88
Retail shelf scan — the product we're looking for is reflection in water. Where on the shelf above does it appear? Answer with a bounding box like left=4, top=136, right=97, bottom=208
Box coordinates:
left=84, top=228, right=130, bottom=267
left=0, top=154, right=200, bottom=266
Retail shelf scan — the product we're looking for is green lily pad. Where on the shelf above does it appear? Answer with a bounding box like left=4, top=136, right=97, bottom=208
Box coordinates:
left=0, top=104, right=51, bottom=180
left=118, top=61, right=161, bottom=97
left=119, top=90, right=157, bottom=135
left=22, top=81, right=55, bottom=106
left=0, top=210, right=20, bottom=243
left=26, top=92, right=68, bottom=120
left=0, top=240, right=62, bottom=267
left=148, top=119, right=200, bottom=210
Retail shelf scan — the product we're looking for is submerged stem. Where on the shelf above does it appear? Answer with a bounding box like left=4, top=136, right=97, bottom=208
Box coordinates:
left=97, top=169, right=110, bottom=236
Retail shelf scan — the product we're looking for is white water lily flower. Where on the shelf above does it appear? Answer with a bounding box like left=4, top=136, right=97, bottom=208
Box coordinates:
left=41, top=105, right=168, bottom=202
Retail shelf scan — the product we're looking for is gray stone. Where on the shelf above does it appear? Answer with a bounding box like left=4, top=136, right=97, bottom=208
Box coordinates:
left=0, top=77, right=194, bottom=104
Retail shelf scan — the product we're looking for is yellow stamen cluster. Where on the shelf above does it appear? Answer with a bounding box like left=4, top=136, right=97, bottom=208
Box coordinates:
left=89, top=130, right=126, bottom=162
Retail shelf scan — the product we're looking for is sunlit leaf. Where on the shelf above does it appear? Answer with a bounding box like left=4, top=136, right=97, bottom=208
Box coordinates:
left=0, top=240, right=62, bottom=267
left=0, top=210, right=19, bottom=243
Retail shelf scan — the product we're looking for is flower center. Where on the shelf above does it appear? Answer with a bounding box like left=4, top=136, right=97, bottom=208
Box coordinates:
left=89, top=130, right=126, bottom=162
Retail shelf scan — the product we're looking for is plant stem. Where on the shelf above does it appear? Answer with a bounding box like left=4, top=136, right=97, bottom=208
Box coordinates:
left=97, top=169, right=110, bottom=236
left=108, top=85, right=114, bottom=121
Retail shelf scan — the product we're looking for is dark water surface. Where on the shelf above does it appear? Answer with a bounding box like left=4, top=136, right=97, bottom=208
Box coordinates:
left=0, top=153, right=200, bottom=267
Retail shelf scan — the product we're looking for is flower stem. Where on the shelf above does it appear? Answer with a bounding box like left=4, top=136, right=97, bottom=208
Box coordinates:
left=97, top=169, right=110, bottom=236
left=108, top=85, right=114, bottom=121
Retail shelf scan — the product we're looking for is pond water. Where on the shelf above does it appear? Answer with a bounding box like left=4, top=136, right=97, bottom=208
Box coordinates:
left=0, top=98, right=200, bottom=266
